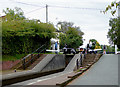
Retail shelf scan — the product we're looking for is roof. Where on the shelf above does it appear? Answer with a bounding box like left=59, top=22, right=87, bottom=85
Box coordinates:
left=0, top=15, right=6, bottom=18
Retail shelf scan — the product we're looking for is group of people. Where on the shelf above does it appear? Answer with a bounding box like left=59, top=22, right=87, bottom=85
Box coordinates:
left=63, top=44, right=76, bottom=54
left=86, top=41, right=96, bottom=54
left=54, top=40, right=107, bottom=54
left=86, top=40, right=106, bottom=54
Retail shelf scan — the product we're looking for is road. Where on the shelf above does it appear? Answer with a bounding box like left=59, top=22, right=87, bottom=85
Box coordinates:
left=68, top=54, right=118, bottom=85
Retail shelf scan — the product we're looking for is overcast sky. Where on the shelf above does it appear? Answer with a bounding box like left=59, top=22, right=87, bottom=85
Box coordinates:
left=0, top=0, right=119, bottom=47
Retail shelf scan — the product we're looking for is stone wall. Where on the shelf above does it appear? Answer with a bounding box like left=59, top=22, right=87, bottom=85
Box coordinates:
left=41, top=54, right=66, bottom=72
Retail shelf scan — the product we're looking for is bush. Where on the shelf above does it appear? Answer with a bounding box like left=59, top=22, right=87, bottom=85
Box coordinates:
left=2, top=19, right=56, bottom=55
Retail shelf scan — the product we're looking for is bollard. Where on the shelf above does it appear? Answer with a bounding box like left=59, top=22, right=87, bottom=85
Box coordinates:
left=80, top=55, right=82, bottom=66
left=76, top=59, right=79, bottom=69
left=23, top=58, right=25, bottom=70
left=31, top=54, right=33, bottom=64
left=14, top=69, right=16, bottom=72
left=44, top=48, right=46, bottom=53
left=38, top=53, right=40, bottom=58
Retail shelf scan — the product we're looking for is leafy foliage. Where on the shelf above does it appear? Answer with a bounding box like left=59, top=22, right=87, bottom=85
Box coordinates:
left=2, top=7, right=56, bottom=55
left=58, top=21, right=84, bottom=49
left=107, top=17, right=120, bottom=49
left=103, top=1, right=120, bottom=16
left=106, top=45, right=115, bottom=52
left=89, top=39, right=101, bottom=49
left=3, top=7, right=25, bottom=20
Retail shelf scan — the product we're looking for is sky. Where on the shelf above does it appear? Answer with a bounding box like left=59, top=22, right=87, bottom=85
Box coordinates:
left=0, top=0, right=119, bottom=47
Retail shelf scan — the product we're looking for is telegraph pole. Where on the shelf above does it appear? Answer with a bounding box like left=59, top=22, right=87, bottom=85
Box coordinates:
left=46, top=4, right=48, bottom=23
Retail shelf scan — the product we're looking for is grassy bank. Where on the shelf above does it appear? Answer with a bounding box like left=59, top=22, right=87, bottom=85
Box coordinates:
left=2, top=52, right=63, bottom=61
left=2, top=54, right=26, bottom=61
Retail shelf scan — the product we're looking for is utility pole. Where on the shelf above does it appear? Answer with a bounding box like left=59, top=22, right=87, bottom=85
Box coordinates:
left=46, top=4, right=48, bottom=23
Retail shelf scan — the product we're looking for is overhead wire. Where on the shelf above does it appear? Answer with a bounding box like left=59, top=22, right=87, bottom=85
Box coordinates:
left=9, top=0, right=45, bottom=14
left=10, top=0, right=44, bottom=7
left=16, top=1, right=44, bottom=7
left=26, top=7, right=45, bottom=14
left=10, top=0, right=104, bottom=14
left=49, top=5, right=104, bottom=11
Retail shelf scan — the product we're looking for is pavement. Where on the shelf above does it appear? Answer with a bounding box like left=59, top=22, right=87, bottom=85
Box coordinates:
left=68, top=54, right=118, bottom=85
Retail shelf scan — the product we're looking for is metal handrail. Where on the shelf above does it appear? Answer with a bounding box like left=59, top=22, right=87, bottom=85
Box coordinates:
left=22, top=54, right=31, bottom=60
left=22, top=42, right=48, bottom=70
left=32, top=44, right=46, bottom=54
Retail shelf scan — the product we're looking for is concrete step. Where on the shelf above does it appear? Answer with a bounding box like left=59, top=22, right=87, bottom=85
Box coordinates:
left=27, top=54, right=47, bottom=70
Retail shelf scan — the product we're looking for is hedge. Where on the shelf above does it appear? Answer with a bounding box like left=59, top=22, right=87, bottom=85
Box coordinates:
left=2, top=19, right=56, bottom=55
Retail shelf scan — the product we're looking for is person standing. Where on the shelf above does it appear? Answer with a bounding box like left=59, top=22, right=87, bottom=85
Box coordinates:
left=103, top=45, right=106, bottom=54
left=63, top=44, right=67, bottom=54
left=87, top=44, right=89, bottom=54
left=89, top=41, right=92, bottom=49
left=55, top=41, right=58, bottom=54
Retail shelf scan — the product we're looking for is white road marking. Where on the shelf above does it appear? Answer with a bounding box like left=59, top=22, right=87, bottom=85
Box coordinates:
left=27, top=71, right=72, bottom=85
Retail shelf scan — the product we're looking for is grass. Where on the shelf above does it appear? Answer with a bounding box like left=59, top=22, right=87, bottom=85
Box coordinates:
left=117, top=49, right=120, bottom=51
left=76, top=67, right=85, bottom=72
left=1, top=52, right=63, bottom=61
left=2, top=54, right=26, bottom=61
left=33, top=52, right=63, bottom=54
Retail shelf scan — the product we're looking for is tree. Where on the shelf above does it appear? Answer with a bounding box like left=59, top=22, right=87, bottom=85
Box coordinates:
left=106, top=45, right=115, bottom=52
left=103, top=1, right=120, bottom=15
left=103, top=1, right=120, bottom=49
left=89, top=39, right=101, bottom=49
left=2, top=7, right=56, bottom=55
left=107, top=17, right=120, bottom=49
left=58, top=21, right=84, bottom=49
left=3, top=7, right=25, bottom=20
left=57, top=21, right=74, bottom=33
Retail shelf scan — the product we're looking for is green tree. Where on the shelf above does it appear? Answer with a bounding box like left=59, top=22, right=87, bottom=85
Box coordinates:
left=107, top=17, right=120, bottom=49
left=89, top=39, right=101, bottom=49
left=2, top=7, right=56, bottom=55
left=58, top=21, right=84, bottom=49
left=106, top=45, right=115, bottom=52
left=103, top=1, right=120, bottom=49
left=103, top=1, right=120, bottom=15
left=57, top=21, right=74, bottom=33
left=3, top=7, right=25, bottom=21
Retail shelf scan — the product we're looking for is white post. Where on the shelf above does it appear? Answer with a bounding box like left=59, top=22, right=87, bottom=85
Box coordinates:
left=115, top=45, right=118, bottom=54
left=57, top=24, right=61, bottom=53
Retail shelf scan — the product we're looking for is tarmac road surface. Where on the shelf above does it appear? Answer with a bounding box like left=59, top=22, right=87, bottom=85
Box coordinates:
left=68, top=54, right=118, bottom=85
